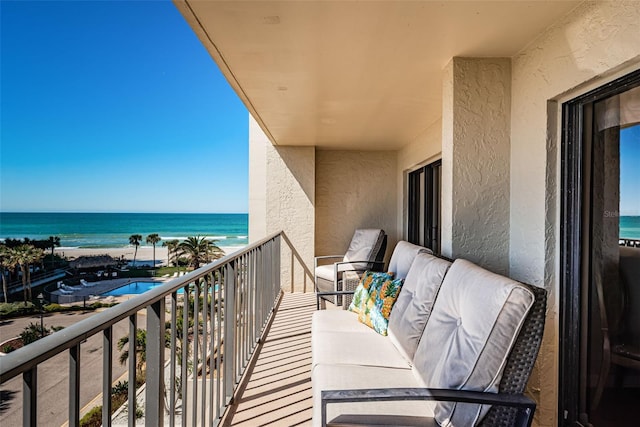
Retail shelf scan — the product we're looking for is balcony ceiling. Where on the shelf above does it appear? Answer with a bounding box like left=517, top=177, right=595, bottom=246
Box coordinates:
left=176, top=0, right=580, bottom=150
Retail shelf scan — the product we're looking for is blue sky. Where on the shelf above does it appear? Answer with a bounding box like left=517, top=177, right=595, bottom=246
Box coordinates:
left=1, top=0, right=248, bottom=213
left=621, top=125, right=640, bottom=216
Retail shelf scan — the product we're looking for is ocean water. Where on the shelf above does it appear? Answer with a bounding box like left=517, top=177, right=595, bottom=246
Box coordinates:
left=0, top=212, right=248, bottom=249
left=620, top=216, right=640, bottom=239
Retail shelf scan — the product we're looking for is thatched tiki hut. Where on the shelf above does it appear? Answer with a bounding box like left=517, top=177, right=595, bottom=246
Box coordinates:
left=69, top=255, right=118, bottom=270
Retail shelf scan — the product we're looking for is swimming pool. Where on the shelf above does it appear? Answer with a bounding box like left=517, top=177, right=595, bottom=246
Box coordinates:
left=102, top=281, right=166, bottom=296
left=102, top=281, right=218, bottom=296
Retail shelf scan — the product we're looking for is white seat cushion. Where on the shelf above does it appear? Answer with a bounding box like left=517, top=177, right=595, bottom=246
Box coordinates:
left=312, top=364, right=434, bottom=427
left=312, top=310, right=372, bottom=333
left=312, top=330, right=412, bottom=370
left=388, top=253, right=451, bottom=361
left=316, top=264, right=337, bottom=282
left=413, top=259, right=535, bottom=426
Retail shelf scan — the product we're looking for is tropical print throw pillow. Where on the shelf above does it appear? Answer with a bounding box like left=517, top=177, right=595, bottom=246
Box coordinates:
left=348, top=271, right=394, bottom=315
left=357, top=277, right=404, bottom=335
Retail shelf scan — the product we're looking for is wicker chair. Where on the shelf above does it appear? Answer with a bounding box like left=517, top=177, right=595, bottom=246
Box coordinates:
left=315, top=229, right=387, bottom=309
left=320, top=282, right=547, bottom=427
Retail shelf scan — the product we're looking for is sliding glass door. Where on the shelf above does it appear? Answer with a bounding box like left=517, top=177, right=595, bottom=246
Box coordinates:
left=561, top=70, right=640, bottom=426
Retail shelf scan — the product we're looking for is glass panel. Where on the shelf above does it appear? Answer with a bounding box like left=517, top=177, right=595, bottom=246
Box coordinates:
left=587, top=92, right=640, bottom=425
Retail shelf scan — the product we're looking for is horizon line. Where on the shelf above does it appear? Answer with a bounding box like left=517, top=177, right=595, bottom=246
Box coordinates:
left=0, top=211, right=249, bottom=215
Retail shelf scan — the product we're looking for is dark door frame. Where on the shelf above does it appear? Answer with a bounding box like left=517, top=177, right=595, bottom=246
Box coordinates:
left=407, top=160, right=441, bottom=254
left=560, top=69, right=640, bottom=425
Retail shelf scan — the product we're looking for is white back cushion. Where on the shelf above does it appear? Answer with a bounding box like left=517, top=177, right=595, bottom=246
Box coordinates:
left=388, top=253, right=451, bottom=362
left=412, top=259, right=534, bottom=426
left=343, top=229, right=384, bottom=263
left=387, top=241, right=432, bottom=280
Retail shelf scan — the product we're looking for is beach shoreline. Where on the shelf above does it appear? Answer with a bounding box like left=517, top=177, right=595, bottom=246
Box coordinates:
left=54, top=245, right=243, bottom=266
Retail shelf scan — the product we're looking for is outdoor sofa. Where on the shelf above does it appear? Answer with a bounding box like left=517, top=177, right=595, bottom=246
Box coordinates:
left=311, top=241, right=546, bottom=427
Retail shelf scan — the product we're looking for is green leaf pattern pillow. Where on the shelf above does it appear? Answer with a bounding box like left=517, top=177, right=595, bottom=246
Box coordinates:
left=348, top=271, right=394, bottom=315
left=358, top=277, right=404, bottom=335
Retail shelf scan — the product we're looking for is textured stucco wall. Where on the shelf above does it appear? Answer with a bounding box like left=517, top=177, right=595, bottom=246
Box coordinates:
left=510, top=2, right=640, bottom=425
left=441, top=57, right=512, bottom=275
left=315, top=150, right=398, bottom=260
left=249, top=116, right=268, bottom=241
left=248, top=115, right=316, bottom=292
left=396, top=119, right=443, bottom=241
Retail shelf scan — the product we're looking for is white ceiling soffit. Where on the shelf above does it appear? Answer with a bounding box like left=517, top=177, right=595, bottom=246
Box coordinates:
left=176, top=0, right=581, bottom=150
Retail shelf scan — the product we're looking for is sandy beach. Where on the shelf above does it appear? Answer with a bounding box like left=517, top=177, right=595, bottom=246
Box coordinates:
left=54, top=245, right=243, bottom=266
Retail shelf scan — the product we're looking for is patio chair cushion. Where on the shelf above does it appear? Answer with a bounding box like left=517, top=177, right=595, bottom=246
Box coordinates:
left=343, top=229, right=386, bottom=269
left=312, top=329, right=412, bottom=369
left=413, top=259, right=535, bottom=426
left=312, top=363, right=435, bottom=427
left=347, top=271, right=394, bottom=315
left=388, top=240, right=432, bottom=280
left=357, top=277, right=403, bottom=335
left=316, top=264, right=338, bottom=283
left=387, top=253, right=451, bottom=362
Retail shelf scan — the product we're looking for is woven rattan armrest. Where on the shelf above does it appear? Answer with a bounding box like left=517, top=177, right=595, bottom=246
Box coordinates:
left=321, top=387, right=536, bottom=427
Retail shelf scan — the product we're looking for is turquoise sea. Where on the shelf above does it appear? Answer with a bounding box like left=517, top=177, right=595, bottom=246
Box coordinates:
left=620, top=216, right=640, bottom=239
left=0, top=212, right=248, bottom=249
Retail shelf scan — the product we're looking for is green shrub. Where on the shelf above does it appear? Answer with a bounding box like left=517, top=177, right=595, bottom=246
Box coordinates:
left=112, top=380, right=128, bottom=396
left=0, top=302, right=36, bottom=317
left=1, top=344, right=15, bottom=353
left=79, top=406, right=102, bottom=427
left=136, top=403, right=144, bottom=419
left=20, top=323, right=51, bottom=345
left=44, top=303, right=73, bottom=313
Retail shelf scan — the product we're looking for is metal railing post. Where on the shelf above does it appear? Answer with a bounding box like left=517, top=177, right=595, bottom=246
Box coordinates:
left=224, top=259, right=236, bottom=404
left=69, top=344, right=80, bottom=426
left=128, top=314, right=137, bottom=427
left=169, top=291, right=177, bottom=427
left=146, top=298, right=166, bottom=427
left=102, top=326, right=112, bottom=427
left=23, top=367, right=37, bottom=427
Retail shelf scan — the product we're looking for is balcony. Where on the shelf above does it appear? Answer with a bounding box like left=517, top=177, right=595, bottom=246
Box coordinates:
left=0, top=232, right=314, bottom=426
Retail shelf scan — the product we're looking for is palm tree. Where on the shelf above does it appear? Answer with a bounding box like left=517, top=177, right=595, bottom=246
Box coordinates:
left=0, top=245, right=18, bottom=303
left=178, top=236, right=225, bottom=269
left=117, top=327, right=170, bottom=376
left=14, top=245, right=45, bottom=303
left=162, top=239, right=180, bottom=267
left=117, top=329, right=147, bottom=376
left=146, top=234, right=162, bottom=275
left=129, top=234, right=143, bottom=268
left=47, top=236, right=60, bottom=268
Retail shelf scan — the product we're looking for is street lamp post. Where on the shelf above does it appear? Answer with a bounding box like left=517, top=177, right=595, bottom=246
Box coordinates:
left=37, top=293, right=44, bottom=338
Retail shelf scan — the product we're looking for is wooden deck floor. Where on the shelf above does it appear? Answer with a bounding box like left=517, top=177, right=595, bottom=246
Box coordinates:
left=223, top=292, right=316, bottom=426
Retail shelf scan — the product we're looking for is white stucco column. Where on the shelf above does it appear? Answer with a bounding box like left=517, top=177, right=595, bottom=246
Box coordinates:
left=441, top=57, right=512, bottom=274
left=248, top=115, right=316, bottom=292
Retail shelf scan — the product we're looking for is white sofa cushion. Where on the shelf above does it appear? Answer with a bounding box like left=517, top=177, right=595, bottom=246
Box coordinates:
left=312, top=364, right=435, bottom=427
left=388, top=253, right=451, bottom=362
left=312, top=329, right=412, bottom=370
left=312, top=310, right=373, bottom=334
left=387, top=240, right=431, bottom=280
left=413, top=259, right=535, bottom=426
